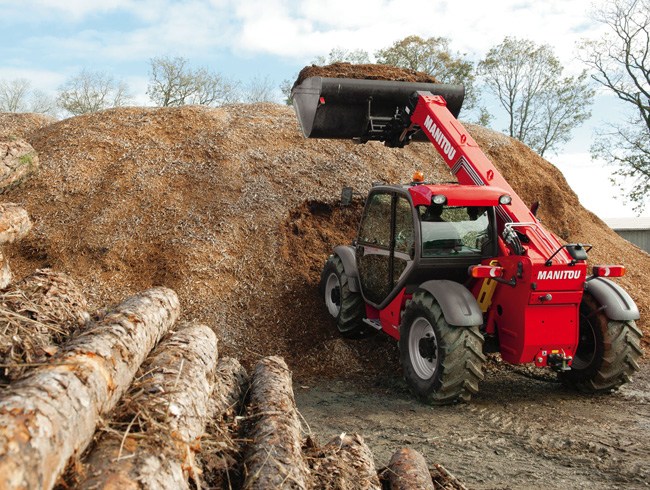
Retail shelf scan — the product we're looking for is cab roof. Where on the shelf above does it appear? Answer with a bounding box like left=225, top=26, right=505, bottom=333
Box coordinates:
left=408, top=183, right=509, bottom=207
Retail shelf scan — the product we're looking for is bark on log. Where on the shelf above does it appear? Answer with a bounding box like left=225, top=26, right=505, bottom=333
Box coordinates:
left=384, top=447, right=434, bottom=490
left=79, top=324, right=219, bottom=490
left=243, top=356, right=310, bottom=489
left=308, top=433, right=381, bottom=490
left=210, top=357, right=249, bottom=420
left=198, top=357, right=249, bottom=489
left=0, top=249, right=11, bottom=289
left=0, top=203, right=32, bottom=244
left=0, top=142, right=39, bottom=194
left=0, top=287, right=179, bottom=490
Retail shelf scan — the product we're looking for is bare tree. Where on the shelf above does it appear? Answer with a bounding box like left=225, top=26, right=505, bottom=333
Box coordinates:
left=0, top=79, right=30, bottom=112
left=581, top=0, right=650, bottom=212
left=147, top=56, right=239, bottom=107
left=245, top=76, right=279, bottom=103
left=479, top=37, right=594, bottom=156
left=57, top=69, right=131, bottom=116
left=376, top=35, right=479, bottom=115
left=312, top=47, right=371, bottom=65
left=0, top=79, right=58, bottom=116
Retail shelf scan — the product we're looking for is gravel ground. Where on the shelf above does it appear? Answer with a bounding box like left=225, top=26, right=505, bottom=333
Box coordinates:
left=295, top=351, right=650, bottom=489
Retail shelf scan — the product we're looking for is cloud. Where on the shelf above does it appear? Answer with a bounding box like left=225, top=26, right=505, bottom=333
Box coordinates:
left=231, top=0, right=604, bottom=67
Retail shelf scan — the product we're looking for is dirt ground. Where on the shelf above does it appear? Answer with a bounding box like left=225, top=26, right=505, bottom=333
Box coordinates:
left=295, top=351, right=650, bottom=489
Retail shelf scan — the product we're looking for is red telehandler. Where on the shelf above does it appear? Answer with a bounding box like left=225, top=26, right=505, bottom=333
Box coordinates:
left=292, top=76, right=643, bottom=404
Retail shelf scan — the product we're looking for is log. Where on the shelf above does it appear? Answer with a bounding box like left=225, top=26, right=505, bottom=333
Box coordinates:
left=198, top=357, right=250, bottom=489
left=384, top=447, right=434, bottom=490
left=0, top=203, right=32, bottom=244
left=0, top=287, right=179, bottom=490
left=0, top=249, right=11, bottom=289
left=308, top=433, right=381, bottom=490
left=242, top=356, right=310, bottom=489
left=79, top=323, right=219, bottom=490
left=0, top=141, right=39, bottom=194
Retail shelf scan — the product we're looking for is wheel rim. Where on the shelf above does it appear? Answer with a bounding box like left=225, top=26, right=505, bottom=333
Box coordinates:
left=324, top=272, right=341, bottom=318
left=573, top=313, right=597, bottom=369
left=409, top=317, right=438, bottom=380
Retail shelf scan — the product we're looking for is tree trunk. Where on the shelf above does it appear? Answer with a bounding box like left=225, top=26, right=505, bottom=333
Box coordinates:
left=197, top=357, right=249, bottom=489
left=242, top=356, right=310, bottom=489
left=0, top=287, right=179, bottom=490
left=308, top=433, right=381, bottom=490
left=0, top=203, right=31, bottom=244
left=384, top=447, right=434, bottom=490
left=79, top=323, right=219, bottom=490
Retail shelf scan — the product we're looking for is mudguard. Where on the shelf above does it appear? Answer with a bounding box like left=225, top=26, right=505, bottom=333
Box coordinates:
left=333, top=245, right=360, bottom=292
left=584, top=277, right=640, bottom=321
left=419, top=280, right=483, bottom=327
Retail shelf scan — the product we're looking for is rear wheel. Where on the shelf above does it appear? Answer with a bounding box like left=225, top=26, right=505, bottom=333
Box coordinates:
left=399, top=289, right=485, bottom=405
left=320, top=255, right=370, bottom=338
left=559, top=292, right=643, bottom=393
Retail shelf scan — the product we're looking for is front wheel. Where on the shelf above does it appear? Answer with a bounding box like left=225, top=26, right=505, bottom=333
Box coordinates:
left=399, top=290, right=485, bottom=405
left=319, top=255, right=370, bottom=338
left=559, top=292, right=643, bottom=393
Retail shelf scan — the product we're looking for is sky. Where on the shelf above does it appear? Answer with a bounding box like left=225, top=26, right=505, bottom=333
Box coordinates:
left=0, top=0, right=647, bottom=219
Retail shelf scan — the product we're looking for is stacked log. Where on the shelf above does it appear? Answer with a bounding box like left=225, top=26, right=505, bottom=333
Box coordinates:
left=306, top=432, right=382, bottom=490
left=382, top=447, right=435, bottom=489
left=243, top=355, right=310, bottom=489
left=79, top=323, right=219, bottom=489
left=0, top=202, right=31, bottom=288
left=0, top=287, right=179, bottom=489
left=0, top=140, right=39, bottom=193
left=195, top=357, right=250, bottom=488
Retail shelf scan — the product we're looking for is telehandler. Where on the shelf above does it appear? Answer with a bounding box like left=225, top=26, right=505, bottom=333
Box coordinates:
left=292, top=76, right=642, bottom=404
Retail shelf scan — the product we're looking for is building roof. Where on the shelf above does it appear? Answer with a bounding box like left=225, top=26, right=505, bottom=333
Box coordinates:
left=604, top=217, right=650, bottom=231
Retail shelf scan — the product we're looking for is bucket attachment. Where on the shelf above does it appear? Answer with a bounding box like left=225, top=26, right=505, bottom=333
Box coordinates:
left=292, top=77, right=465, bottom=144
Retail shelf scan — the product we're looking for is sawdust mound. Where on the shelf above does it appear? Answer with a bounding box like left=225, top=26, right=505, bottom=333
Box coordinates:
left=2, top=104, right=647, bottom=378
left=294, top=62, right=439, bottom=88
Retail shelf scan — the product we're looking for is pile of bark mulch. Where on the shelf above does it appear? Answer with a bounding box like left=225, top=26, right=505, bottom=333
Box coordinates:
left=294, top=62, right=439, bottom=88
left=0, top=87, right=647, bottom=380
left=0, top=113, right=54, bottom=141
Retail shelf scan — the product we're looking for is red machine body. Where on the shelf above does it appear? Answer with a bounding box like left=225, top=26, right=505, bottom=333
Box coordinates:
left=367, top=93, right=587, bottom=366
left=294, top=75, right=640, bottom=404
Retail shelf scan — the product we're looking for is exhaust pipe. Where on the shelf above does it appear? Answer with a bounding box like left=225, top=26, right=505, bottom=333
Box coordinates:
left=291, top=77, right=465, bottom=142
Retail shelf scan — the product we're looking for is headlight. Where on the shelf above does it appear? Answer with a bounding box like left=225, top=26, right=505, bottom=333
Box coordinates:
left=499, top=195, right=512, bottom=205
left=432, top=194, right=447, bottom=205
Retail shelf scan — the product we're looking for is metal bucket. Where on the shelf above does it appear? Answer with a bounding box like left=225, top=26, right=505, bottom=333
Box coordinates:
left=291, top=77, right=465, bottom=141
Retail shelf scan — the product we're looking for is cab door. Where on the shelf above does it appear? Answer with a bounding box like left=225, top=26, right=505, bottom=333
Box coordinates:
left=356, top=190, right=415, bottom=308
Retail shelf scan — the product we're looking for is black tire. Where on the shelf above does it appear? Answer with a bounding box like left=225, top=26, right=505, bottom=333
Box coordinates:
left=399, top=289, right=485, bottom=405
left=559, top=292, right=643, bottom=393
left=319, top=255, right=370, bottom=338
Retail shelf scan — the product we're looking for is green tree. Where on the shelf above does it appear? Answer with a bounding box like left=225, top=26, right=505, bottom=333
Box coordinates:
left=580, top=0, right=649, bottom=212
left=375, top=35, right=478, bottom=113
left=57, top=69, right=131, bottom=116
left=147, top=56, right=239, bottom=107
left=479, top=37, right=594, bottom=156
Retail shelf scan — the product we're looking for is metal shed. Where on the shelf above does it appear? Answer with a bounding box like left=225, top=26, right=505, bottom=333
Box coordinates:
left=605, top=217, right=650, bottom=254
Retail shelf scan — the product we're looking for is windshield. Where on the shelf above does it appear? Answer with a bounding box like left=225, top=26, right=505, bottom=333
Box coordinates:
left=419, top=205, right=491, bottom=257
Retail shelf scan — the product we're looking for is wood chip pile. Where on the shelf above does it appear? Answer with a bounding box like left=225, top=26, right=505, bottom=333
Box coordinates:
left=1, top=98, right=645, bottom=381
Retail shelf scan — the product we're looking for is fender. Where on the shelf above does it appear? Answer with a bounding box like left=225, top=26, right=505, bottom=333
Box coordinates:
left=584, top=277, right=640, bottom=321
left=419, top=280, right=483, bottom=327
left=333, top=245, right=360, bottom=292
